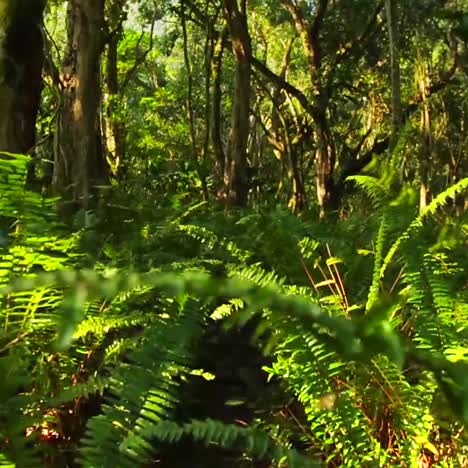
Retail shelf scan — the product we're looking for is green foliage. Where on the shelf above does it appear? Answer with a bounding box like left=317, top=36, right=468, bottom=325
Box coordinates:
left=0, top=154, right=76, bottom=466
left=0, top=152, right=467, bottom=466
left=149, top=418, right=319, bottom=467
left=3, top=0, right=468, bottom=464
left=81, top=306, right=206, bottom=467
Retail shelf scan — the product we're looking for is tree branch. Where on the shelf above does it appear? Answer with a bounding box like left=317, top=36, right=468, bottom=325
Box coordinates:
left=120, top=10, right=158, bottom=93
left=325, top=3, right=383, bottom=96
left=309, top=0, right=328, bottom=68
left=251, top=57, right=318, bottom=117
left=338, top=57, right=459, bottom=184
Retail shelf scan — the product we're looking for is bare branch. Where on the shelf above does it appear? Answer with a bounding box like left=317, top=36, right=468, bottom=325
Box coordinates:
left=251, top=57, right=318, bottom=117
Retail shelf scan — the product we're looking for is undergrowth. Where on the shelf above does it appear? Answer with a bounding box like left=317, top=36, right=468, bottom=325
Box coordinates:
left=0, top=153, right=467, bottom=467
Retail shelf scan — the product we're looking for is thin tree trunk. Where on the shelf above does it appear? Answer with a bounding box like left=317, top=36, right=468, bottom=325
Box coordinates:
left=261, top=36, right=306, bottom=211
left=104, top=32, right=126, bottom=173
left=385, top=0, right=401, bottom=146
left=417, top=55, right=430, bottom=213
left=313, top=114, right=337, bottom=218
left=223, top=0, right=251, bottom=207
left=211, top=27, right=227, bottom=182
left=202, top=3, right=215, bottom=173
left=104, top=0, right=127, bottom=174
left=289, top=149, right=305, bottom=212
left=181, top=0, right=208, bottom=201
left=0, top=0, right=46, bottom=156
left=281, top=0, right=336, bottom=218
left=53, top=0, right=109, bottom=214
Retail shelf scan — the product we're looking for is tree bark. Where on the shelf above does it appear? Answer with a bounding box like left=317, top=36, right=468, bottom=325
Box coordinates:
left=261, top=36, right=306, bottom=211
left=313, top=110, right=337, bottom=218
left=103, top=31, right=125, bottom=173
left=181, top=0, right=208, bottom=201
left=417, top=55, right=431, bottom=213
left=385, top=0, right=401, bottom=146
left=223, top=0, right=251, bottom=207
left=211, top=27, right=227, bottom=180
left=0, top=0, right=46, bottom=155
left=202, top=8, right=215, bottom=185
left=53, top=0, right=108, bottom=213
left=103, top=0, right=126, bottom=174
left=281, top=0, right=336, bottom=218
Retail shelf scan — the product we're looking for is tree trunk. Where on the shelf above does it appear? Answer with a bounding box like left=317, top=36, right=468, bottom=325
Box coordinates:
left=385, top=0, right=401, bottom=146
left=223, top=0, right=251, bottom=207
left=103, top=32, right=125, bottom=174
left=53, top=0, right=108, bottom=213
left=313, top=114, right=337, bottom=218
left=281, top=0, right=336, bottom=218
left=103, top=0, right=126, bottom=174
left=0, top=0, right=46, bottom=155
left=202, top=13, right=215, bottom=190
left=181, top=0, right=208, bottom=201
left=269, top=36, right=306, bottom=211
left=211, top=27, right=227, bottom=182
left=288, top=148, right=306, bottom=212
left=417, top=58, right=431, bottom=213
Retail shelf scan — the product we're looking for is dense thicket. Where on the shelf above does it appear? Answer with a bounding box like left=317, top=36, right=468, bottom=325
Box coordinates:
left=0, top=1, right=467, bottom=466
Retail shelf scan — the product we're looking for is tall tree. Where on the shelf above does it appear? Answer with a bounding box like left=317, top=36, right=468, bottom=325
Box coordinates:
left=385, top=0, right=401, bottom=146
left=53, top=0, right=108, bottom=213
left=211, top=26, right=227, bottom=181
left=223, top=0, right=252, bottom=207
left=0, top=0, right=46, bottom=154
left=280, top=0, right=336, bottom=218
left=102, top=0, right=127, bottom=173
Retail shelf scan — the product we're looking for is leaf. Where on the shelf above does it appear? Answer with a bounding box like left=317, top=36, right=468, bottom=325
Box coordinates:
left=413, top=436, right=439, bottom=456
left=55, top=285, right=88, bottom=350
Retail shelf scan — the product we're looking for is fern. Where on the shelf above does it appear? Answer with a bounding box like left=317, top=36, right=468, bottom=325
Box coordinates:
left=48, top=376, right=109, bottom=407
left=178, top=223, right=252, bottom=262
left=0, top=355, right=42, bottom=467
left=0, top=154, right=83, bottom=466
left=0, top=155, right=466, bottom=467
left=148, top=418, right=319, bottom=467
left=80, top=302, right=207, bottom=467
left=381, top=177, right=468, bottom=278
left=347, top=175, right=391, bottom=211
left=229, top=262, right=287, bottom=288
left=366, top=212, right=389, bottom=312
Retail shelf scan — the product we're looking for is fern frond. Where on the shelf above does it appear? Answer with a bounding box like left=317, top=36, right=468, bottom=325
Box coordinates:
left=48, top=376, right=109, bottom=407
left=178, top=224, right=252, bottom=262
left=80, top=305, right=206, bottom=467
left=381, top=178, right=468, bottom=278
left=347, top=175, right=390, bottom=211
left=0, top=355, right=41, bottom=467
left=366, top=212, right=389, bottom=312
left=2, top=267, right=468, bottom=425
left=402, top=245, right=462, bottom=352
left=147, top=419, right=319, bottom=467
left=73, top=311, right=148, bottom=341
left=229, top=262, right=287, bottom=288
